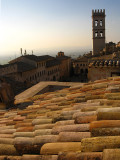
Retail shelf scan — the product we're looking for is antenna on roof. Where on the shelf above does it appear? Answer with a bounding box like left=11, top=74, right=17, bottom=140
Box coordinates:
left=20, top=48, right=23, bottom=56
left=32, top=50, right=33, bottom=55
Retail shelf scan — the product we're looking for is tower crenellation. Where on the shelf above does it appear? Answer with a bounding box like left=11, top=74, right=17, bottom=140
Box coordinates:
left=92, top=9, right=105, bottom=16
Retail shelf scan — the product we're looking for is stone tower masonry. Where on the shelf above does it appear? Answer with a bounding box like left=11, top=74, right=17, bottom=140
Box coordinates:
left=92, top=9, right=105, bottom=55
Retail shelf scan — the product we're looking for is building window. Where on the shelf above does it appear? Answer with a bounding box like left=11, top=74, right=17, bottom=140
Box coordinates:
left=95, top=31, right=98, bottom=37
left=100, top=31, right=103, bottom=37
left=100, top=20, right=103, bottom=26
left=81, top=69, right=84, bottom=74
left=95, top=20, right=98, bottom=26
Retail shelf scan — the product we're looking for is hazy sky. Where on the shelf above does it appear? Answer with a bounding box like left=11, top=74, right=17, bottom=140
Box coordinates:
left=0, top=0, right=120, bottom=56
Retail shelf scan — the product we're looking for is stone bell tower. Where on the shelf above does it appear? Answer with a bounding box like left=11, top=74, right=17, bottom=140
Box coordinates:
left=92, top=9, right=105, bottom=55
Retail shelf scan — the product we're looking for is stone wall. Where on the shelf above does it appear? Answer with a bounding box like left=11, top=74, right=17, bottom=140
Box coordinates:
left=88, top=67, right=120, bottom=82
left=0, top=80, right=14, bottom=108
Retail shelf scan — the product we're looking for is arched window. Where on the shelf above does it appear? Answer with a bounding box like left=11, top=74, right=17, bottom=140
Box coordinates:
left=95, top=20, right=98, bottom=26
left=100, top=20, right=103, bottom=26
left=100, top=31, right=103, bottom=37
left=95, top=31, right=98, bottom=37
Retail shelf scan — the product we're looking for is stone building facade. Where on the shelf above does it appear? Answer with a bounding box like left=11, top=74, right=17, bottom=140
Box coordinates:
left=88, top=9, right=120, bottom=82
left=88, top=59, right=120, bottom=81
left=72, top=9, right=120, bottom=82
left=92, top=9, right=105, bottom=55
left=56, top=52, right=71, bottom=81
left=0, top=52, right=71, bottom=84
left=73, top=57, right=88, bottom=82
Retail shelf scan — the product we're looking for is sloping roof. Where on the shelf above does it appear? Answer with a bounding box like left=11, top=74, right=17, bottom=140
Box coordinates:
left=46, top=59, right=60, bottom=67
left=23, top=55, right=54, bottom=62
left=1, top=62, right=36, bottom=72
left=1, top=76, right=120, bottom=159
left=16, top=62, right=36, bottom=72
left=9, top=55, right=54, bottom=64
left=0, top=64, right=10, bottom=68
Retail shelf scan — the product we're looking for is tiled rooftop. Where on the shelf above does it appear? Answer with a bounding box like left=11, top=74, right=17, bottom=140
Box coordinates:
left=0, top=62, right=36, bottom=72
left=23, top=55, right=53, bottom=62
left=1, top=77, right=120, bottom=159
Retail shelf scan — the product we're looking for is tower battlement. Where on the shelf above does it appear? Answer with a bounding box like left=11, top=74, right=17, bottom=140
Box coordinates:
left=92, top=9, right=105, bottom=16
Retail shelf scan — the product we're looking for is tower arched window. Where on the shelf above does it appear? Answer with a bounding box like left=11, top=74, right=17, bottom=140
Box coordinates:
left=95, top=20, right=98, bottom=26
left=95, top=31, right=98, bottom=37
left=100, top=31, right=103, bottom=37
left=100, top=20, right=103, bottom=26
